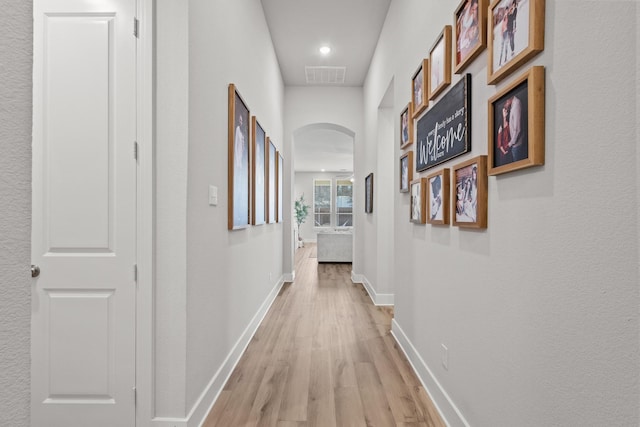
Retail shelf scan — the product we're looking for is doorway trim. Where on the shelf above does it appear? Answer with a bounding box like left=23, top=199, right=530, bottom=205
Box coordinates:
left=135, top=0, right=155, bottom=425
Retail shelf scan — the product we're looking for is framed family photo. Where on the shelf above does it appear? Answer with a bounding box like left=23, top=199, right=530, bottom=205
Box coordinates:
left=452, top=155, right=487, bottom=229
left=365, top=173, right=374, bottom=214
left=488, top=66, right=544, bottom=175
left=412, top=59, right=429, bottom=118
left=426, top=169, right=450, bottom=225
left=410, top=178, right=426, bottom=224
left=228, top=84, right=251, bottom=230
left=267, top=138, right=277, bottom=223
left=454, top=0, right=487, bottom=74
left=399, top=151, right=413, bottom=193
left=251, top=117, right=267, bottom=225
left=400, top=103, right=414, bottom=149
left=487, top=0, right=545, bottom=84
left=429, top=26, right=452, bottom=100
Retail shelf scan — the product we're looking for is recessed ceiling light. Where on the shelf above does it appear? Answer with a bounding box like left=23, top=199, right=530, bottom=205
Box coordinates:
left=319, top=46, right=331, bottom=55
left=321, top=168, right=326, bottom=172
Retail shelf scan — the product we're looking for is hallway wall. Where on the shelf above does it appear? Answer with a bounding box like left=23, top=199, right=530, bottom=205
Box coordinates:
left=0, top=1, right=32, bottom=425
left=363, top=1, right=639, bottom=426
left=155, top=0, right=285, bottom=420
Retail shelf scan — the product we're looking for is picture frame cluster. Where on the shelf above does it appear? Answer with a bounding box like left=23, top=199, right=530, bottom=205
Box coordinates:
left=398, top=0, right=546, bottom=230
left=228, top=83, right=283, bottom=230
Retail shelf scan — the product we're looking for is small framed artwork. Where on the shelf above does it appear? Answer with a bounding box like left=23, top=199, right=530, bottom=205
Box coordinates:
left=365, top=173, right=374, bottom=214
left=452, top=155, right=487, bottom=229
left=277, top=152, right=283, bottom=222
left=426, top=169, right=450, bottom=225
left=488, top=66, right=544, bottom=175
left=399, top=151, right=413, bottom=193
left=267, top=138, right=277, bottom=223
left=429, top=25, right=452, bottom=100
left=410, top=178, right=426, bottom=224
left=487, top=0, right=545, bottom=85
left=251, top=117, right=267, bottom=225
left=400, top=103, right=414, bottom=149
left=228, top=84, right=251, bottom=230
left=412, top=59, right=429, bottom=118
left=454, top=0, right=488, bottom=74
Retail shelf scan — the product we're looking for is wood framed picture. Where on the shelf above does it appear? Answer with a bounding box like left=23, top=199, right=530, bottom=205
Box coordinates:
left=400, top=151, right=413, bottom=193
left=228, top=84, right=251, bottom=230
left=410, top=178, right=426, bottom=224
left=251, top=117, right=266, bottom=225
left=400, top=102, right=414, bottom=149
left=429, top=25, right=452, bottom=100
left=412, top=59, right=429, bottom=118
left=426, top=169, right=450, bottom=225
left=487, top=0, right=545, bottom=85
left=267, top=138, right=277, bottom=223
left=365, top=173, right=374, bottom=214
left=452, top=155, right=487, bottom=228
left=454, top=0, right=488, bottom=74
left=277, top=151, right=283, bottom=222
left=488, top=66, right=544, bottom=175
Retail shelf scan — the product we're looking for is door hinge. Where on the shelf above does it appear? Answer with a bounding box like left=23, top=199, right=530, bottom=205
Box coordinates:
left=133, top=387, right=137, bottom=405
left=133, top=17, right=139, bottom=38
left=134, top=141, right=138, bottom=161
left=133, top=264, right=138, bottom=282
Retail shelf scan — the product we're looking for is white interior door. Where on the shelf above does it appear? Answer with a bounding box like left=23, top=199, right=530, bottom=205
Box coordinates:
left=31, top=0, right=137, bottom=426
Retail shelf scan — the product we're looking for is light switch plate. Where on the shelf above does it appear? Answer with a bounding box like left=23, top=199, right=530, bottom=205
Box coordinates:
left=209, top=185, right=218, bottom=206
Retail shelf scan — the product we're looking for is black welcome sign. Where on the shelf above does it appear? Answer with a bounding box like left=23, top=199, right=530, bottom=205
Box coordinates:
left=416, top=74, right=471, bottom=171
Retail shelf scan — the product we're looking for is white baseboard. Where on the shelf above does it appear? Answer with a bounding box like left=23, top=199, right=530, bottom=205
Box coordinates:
left=391, top=319, right=470, bottom=427
left=350, top=271, right=394, bottom=306
left=152, top=276, right=286, bottom=427
left=283, top=271, right=295, bottom=282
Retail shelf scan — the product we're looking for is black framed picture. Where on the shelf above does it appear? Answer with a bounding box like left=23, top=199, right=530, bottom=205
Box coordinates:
left=365, top=173, right=374, bottom=214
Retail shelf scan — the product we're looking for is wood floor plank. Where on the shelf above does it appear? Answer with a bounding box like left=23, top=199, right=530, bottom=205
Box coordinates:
left=202, top=244, right=446, bottom=427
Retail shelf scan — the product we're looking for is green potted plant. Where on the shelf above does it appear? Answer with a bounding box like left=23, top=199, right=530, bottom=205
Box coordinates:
left=294, top=194, right=310, bottom=247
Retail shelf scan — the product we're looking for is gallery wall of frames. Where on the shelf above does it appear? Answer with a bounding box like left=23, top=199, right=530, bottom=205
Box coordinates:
left=228, top=83, right=284, bottom=230
left=398, top=0, right=545, bottom=229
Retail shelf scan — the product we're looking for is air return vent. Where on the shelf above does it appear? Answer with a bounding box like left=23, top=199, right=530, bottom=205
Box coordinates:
left=305, top=66, right=346, bottom=84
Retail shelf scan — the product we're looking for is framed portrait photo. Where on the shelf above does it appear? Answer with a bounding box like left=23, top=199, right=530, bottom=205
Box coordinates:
left=488, top=66, right=544, bottom=175
left=410, top=178, right=427, bottom=224
left=277, top=151, right=283, bottom=222
left=400, top=103, right=414, bottom=149
left=251, top=117, right=267, bottom=225
left=400, top=151, right=413, bottom=193
left=267, top=138, right=277, bottom=224
left=452, top=155, right=487, bottom=229
left=426, top=169, right=450, bottom=225
left=487, top=0, right=545, bottom=85
left=429, top=25, right=452, bottom=100
left=228, top=84, right=251, bottom=230
left=365, top=173, right=374, bottom=214
left=454, top=0, right=488, bottom=74
left=412, top=59, right=429, bottom=118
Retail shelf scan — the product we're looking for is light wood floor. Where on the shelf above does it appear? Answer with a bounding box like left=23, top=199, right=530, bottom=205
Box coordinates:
left=202, top=244, right=445, bottom=427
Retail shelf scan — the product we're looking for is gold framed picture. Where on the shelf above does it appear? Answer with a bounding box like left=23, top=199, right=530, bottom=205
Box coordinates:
left=488, top=66, right=544, bottom=175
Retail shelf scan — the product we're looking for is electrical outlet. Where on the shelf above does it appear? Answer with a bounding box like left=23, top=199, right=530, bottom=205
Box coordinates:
left=441, top=344, right=449, bottom=370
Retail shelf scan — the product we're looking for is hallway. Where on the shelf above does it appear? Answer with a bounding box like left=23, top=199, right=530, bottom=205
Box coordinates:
left=203, top=244, right=445, bottom=427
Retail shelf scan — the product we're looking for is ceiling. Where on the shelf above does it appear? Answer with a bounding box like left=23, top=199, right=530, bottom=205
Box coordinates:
left=261, top=0, right=391, bottom=172
left=261, top=0, right=392, bottom=87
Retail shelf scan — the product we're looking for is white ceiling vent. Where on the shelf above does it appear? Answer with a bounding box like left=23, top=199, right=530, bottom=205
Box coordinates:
left=305, top=66, right=347, bottom=85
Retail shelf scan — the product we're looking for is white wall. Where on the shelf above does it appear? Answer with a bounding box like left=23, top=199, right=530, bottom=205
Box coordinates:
left=294, top=171, right=354, bottom=243
left=362, top=1, right=640, bottom=426
left=284, top=87, right=364, bottom=276
left=0, top=1, right=32, bottom=425
left=155, top=0, right=285, bottom=420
